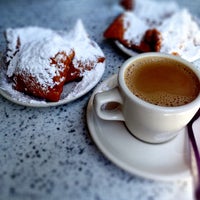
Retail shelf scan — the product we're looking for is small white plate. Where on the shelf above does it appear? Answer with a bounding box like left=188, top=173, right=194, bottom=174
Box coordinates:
left=115, top=41, right=138, bottom=57
left=87, top=74, right=193, bottom=181
left=0, top=58, right=105, bottom=107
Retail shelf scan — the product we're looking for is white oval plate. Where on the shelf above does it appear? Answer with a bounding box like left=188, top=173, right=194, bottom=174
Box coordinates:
left=87, top=74, right=193, bottom=181
left=0, top=59, right=105, bottom=107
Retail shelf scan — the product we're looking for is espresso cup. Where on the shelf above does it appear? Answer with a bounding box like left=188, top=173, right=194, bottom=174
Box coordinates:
left=94, top=53, right=200, bottom=143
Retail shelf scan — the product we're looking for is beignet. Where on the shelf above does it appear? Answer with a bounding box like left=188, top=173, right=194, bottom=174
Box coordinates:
left=6, top=27, right=75, bottom=102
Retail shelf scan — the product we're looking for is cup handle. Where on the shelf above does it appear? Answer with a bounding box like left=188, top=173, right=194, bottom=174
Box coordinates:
left=94, top=87, right=125, bottom=121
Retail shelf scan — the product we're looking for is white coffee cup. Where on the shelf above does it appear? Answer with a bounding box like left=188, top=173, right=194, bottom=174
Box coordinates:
left=94, top=53, right=200, bottom=143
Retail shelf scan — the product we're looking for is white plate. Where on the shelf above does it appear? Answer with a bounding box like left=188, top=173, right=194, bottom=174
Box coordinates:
left=87, top=74, right=193, bottom=181
left=0, top=57, right=105, bottom=107
left=115, top=41, right=138, bottom=57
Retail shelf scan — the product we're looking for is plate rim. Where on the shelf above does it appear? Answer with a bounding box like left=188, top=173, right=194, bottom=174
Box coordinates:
left=115, top=40, right=138, bottom=57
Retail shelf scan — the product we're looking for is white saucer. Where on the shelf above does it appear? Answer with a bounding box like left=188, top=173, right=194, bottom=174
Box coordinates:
left=87, top=74, right=193, bottom=181
left=0, top=57, right=105, bottom=107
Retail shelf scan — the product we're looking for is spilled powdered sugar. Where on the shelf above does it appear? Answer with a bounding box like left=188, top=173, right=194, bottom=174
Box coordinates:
left=122, top=0, right=200, bottom=62
left=0, top=19, right=105, bottom=106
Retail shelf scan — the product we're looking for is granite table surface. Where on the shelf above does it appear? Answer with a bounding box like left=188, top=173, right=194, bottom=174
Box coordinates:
left=0, top=0, right=200, bottom=200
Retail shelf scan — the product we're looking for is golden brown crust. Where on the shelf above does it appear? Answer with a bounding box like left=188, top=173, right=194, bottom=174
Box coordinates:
left=140, top=29, right=162, bottom=52
left=104, top=14, right=125, bottom=41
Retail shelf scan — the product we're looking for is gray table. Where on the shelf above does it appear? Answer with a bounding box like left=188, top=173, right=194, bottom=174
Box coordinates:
left=0, top=0, right=199, bottom=199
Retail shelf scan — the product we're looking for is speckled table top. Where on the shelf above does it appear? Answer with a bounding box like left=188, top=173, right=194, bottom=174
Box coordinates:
left=0, top=0, right=200, bottom=200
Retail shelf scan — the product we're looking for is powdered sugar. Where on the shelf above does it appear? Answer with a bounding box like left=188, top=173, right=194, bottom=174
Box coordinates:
left=133, top=0, right=179, bottom=26
left=63, top=20, right=105, bottom=76
left=121, top=0, right=200, bottom=62
left=6, top=27, right=71, bottom=90
left=123, top=12, right=148, bottom=45
left=158, top=9, right=200, bottom=61
left=0, top=19, right=105, bottom=106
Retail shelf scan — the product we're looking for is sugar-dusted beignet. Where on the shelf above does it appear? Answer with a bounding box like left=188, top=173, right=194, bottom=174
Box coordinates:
left=5, top=20, right=105, bottom=102
left=103, top=12, right=160, bottom=53
left=6, top=27, right=75, bottom=101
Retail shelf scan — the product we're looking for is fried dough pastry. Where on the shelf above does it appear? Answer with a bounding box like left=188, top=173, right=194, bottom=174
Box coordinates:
left=13, top=50, right=75, bottom=102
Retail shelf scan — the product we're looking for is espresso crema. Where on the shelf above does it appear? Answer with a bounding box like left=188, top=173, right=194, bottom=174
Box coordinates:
left=124, top=58, right=200, bottom=107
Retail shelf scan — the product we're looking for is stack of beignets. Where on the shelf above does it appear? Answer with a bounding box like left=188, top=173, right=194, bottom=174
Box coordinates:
left=5, top=20, right=105, bottom=102
left=104, top=0, right=200, bottom=61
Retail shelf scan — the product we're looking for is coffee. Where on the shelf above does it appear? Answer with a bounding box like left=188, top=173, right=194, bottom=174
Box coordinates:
left=125, top=58, right=200, bottom=106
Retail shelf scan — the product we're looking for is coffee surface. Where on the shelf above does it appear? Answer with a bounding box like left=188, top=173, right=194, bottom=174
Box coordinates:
left=125, top=58, right=200, bottom=106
